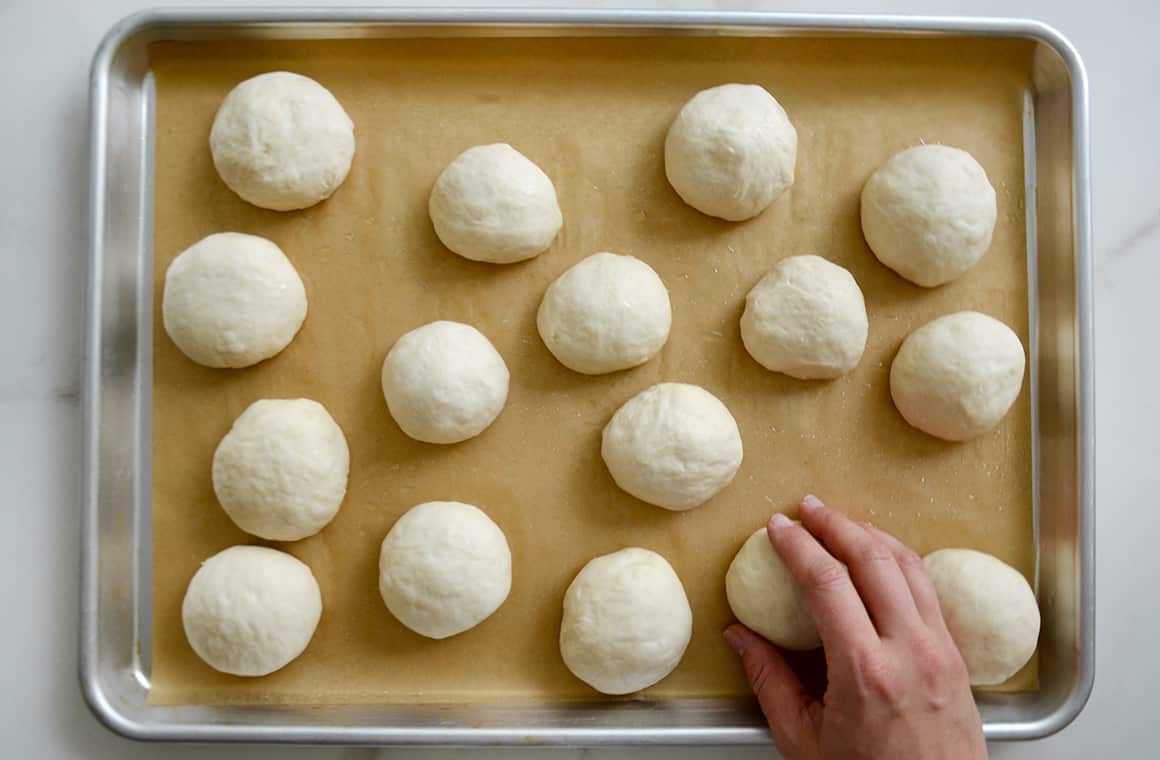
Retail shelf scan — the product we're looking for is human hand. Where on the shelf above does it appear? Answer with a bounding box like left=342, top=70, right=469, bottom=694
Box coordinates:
left=723, top=495, right=986, bottom=760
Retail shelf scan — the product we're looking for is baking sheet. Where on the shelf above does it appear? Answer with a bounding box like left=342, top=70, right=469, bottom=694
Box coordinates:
left=147, top=34, right=1035, bottom=706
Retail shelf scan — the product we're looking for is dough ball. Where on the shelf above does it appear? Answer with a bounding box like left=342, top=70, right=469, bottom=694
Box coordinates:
left=602, top=383, right=743, bottom=510
left=537, top=252, right=672, bottom=374
left=560, top=547, right=692, bottom=695
left=212, top=399, right=349, bottom=541
left=861, top=144, right=996, bottom=287
left=726, top=526, right=820, bottom=650
left=890, top=311, right=1025, bottom=441
left=378, top=501, right=512, bottom=639
left=428, top=143, right=563, bottom=263
left=162, top=232, right=308, bottom=368
left=924, top=548, right=1040, bottom=686
left=741, top=255, right=869, bottom=380
left=210, top=71, right=355, bottom=211
left=381, top=320, right=510, bottom=444
left=664, top=83, right=797, bottom=221
left=182, top=545, right=322, bottom=677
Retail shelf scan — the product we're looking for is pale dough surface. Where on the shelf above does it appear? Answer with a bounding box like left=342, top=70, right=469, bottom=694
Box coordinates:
left=664, top=83, right=797, bottom=221
left=725, top=526, right=820, bottom=650
left=210, top=71, right=355, bottom=211
left=740, top=254, right=868, bottom=380
left=560, top=547, right=693, bottom=695
left=162, top=232, right=307, bottom=369
left=148, top=35, right=1035, bottom=705
left=380, top=320, right=510, bottom=445
left=378, top=501, right=512, bottom=639
left=890, top=311, right=1025, bottom=441
left=212, top=398, right=349, bottom=541
left=181, top=545, right=322, bottom=677
left=601, top=382, right=743, bottom=511
left=537, top=252, right=672, bottom=375
left=924, top=548, right=1040, bottom=686
left=429, top=143, right=563, bottom=263
left=861, top=144, right=996, bottom=287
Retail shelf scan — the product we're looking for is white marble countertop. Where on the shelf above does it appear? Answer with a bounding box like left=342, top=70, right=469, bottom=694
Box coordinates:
left=1, top=0, right=1153, bottom=757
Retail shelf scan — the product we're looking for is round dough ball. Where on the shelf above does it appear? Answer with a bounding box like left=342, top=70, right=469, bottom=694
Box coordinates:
left=428, top=143, right=563, bottom=263
left=210, top=71, right=355, bottom=211
left=741, top=255, right=869, bottom=380
left=726, top=526, right=820, bottom=650
left=560, top=547, right=692, bottom=695
left=212, top=399, right=349, bottom=541
left=381, top=321, right=509, bottom=444
left=378, top=501, right=512, bottom=639
left=861, top=144, right=997, bottom=287
left=182, top=545, right=322, bottom=677
left=162, top=232, right=308, bottom=368
left=890, top=311, right=1025, bottom=441
left=924, top=548, right=1040, bottom=686
left=664, top=83, right=797, bottom=221
left=537, top=252, right=672, bottom=374
left=602, top=383, right=743, bottom=510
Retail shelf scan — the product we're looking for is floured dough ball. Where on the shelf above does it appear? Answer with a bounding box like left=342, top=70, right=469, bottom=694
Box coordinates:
left=890, top=311, right=1025, bottom=441
left=537, top=252, right=672, bottom=374
left=664, top=83, right=797, bottom=221
left=182, top=545, right=322, bottom=677
left=381, top=320, right=509, bottom=444
left=212, top=399, right=349, bottom=541
left=602, top=383, right=743, bottom=510
left=726, top=526, right=820, bottom=650
left=162, top=232, right=307, bottom=368
left=924, top=548, right=1040, bottom=686
left=560, top=547, right=692, bottom=695
left=741, top=255, right=869, bottom=380
left=861, top=144, right=996, bottom=287
left=378, top=501, right=512, bottom=639
left=429, top=143, right=563, bottom=263
left=210, top=71, right=355, bottom=211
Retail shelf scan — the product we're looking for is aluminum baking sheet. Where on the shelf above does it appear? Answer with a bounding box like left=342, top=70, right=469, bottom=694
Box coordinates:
left=82, top=8, right=1093, bottom=745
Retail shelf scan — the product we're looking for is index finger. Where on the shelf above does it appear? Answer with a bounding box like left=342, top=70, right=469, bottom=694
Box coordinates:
left=797, top=497, right=922, bottom=638
left=766, top=513, right=878, bottom=653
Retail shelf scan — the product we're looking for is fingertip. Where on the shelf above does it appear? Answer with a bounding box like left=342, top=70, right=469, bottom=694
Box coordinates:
left=723, top=625, right=747, bottom=656
left=801, top=494, right=825, bottom=512
left=798, top=496, right=827, bottom=531
left=767, top=513, right=793, bottom=548
left=769, top=512, right=793, bottom=530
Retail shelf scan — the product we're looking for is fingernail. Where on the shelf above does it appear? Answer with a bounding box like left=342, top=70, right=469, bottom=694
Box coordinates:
left=801, top=494, right=825, bottom=511
left=769, top=513, right=792, bottom=530
left=723, top=627, right=746, bottom=655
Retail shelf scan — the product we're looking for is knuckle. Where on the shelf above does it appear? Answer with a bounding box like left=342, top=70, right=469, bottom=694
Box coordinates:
left=853, top=647, right=899, bottom=702
left=806, top=559, right=849, bottom=592
left=856, top=538, right=895, bottom=565
left=913, top=635, right=967, bottom=685
left=911, top=638, right=973, bottom=708
left=912, top=638, right=946, bottom=676
left=746, top=656, right=775, bottom=696
left=941, top=642, right=972, bottom=681
left=898, top=547, right=925, bottom=569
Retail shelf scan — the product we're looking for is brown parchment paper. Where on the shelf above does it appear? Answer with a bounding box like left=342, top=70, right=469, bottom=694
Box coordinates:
left=148, top=35, right=1036, bottom=706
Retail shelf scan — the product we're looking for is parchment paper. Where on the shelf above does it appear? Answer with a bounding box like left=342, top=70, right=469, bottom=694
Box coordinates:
left=148, top=35, right=1036, bottom=705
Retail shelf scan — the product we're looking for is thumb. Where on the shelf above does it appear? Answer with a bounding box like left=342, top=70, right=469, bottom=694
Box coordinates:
left=724, top=624, right=819, bottom=760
